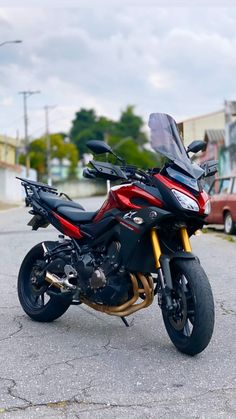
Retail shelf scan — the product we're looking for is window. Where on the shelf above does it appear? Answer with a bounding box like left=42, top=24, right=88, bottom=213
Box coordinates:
left=209, top=179, right=220, bottom=195
left=219, top=178, right=230, bottom=194
left=231, top=178, right=236, bottom=194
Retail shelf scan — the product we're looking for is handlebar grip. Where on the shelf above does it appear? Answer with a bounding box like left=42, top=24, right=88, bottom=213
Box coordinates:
left=83, top=168, right=97, bottom=179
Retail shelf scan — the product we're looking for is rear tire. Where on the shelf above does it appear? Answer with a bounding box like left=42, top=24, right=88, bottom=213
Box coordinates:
left=162, top=259, right=214, bottom=356
left=18, top=242, right=71, bottom=322
left=224, top=212, right=235, bottom=235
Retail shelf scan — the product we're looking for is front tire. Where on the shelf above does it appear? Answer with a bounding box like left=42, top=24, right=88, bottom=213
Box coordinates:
left=162, top=259, right=214, bottom=356
left=18, top=242, right=71, bottom=322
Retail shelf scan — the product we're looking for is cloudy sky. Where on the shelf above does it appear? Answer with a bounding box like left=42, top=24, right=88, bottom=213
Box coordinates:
left=0, top=1, right=236, bottom=140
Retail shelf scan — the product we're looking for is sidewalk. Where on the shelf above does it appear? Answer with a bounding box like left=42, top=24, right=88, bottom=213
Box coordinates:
left=0, top=201, right=20, bottom=211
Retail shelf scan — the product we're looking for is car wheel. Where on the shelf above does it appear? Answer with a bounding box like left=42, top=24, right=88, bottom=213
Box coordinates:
left=224, top=212, right=235, bottom=235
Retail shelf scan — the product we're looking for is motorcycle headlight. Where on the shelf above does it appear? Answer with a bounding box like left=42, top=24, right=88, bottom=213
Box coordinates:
left=172, top=189, right=199, bottom=212
left=204, top=200, right=211, bottom=215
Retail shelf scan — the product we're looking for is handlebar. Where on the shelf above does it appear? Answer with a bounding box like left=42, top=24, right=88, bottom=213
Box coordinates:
left=200, top=160, right=218, bottom=178
left=83, top=163, right=151, bottom=184
left=83, top=168, right=97, bottom=179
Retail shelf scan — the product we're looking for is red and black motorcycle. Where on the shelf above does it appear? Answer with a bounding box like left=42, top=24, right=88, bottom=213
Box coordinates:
left=17, top=113, right=217, bottom=355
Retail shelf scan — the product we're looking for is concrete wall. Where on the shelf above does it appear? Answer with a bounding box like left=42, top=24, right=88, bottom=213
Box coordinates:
left=0, top=164, right=106, bottom=203
left=54, top=179, right=107, bottom=199
left=0, top=164, right=37, bottom=203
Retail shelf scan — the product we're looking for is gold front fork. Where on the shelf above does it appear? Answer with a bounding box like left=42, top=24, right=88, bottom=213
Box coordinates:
left=150, top=228, right=162, bottom=268
left=179, top=227, right=192, bottom=252
left=150, top=227, right=192, bottom=268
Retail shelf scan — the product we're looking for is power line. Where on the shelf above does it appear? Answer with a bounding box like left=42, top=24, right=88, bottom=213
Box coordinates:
left=29, top=113, right=72, bottom=137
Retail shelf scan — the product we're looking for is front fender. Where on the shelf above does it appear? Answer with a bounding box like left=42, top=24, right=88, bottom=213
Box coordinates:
left=170, top=251, right=199, bottom=263
left=160, top=251, right=199, bottom=291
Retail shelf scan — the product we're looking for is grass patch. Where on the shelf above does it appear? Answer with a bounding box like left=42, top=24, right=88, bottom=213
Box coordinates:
left=216, top=234, right=235, bottom=242
left=224, top=235, right=235, bottom=242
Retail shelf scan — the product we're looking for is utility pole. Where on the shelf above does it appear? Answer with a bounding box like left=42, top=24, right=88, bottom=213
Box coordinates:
left=44, top=105, right=56, bottom=186
left=19, top=90, right=40, bottom=177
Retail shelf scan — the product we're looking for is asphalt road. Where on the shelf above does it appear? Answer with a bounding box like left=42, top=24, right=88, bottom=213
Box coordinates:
left=0, top=196, right=236, bottom=419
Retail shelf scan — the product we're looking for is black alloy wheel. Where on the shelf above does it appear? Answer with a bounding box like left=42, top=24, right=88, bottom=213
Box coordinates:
left=18, top=242, right=71, bottom=322
left=162, top=259, right=214, bottom=356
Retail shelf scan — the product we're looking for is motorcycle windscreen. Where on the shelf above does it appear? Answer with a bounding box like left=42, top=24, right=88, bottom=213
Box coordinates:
left=148, top=113, right=204, bottom=179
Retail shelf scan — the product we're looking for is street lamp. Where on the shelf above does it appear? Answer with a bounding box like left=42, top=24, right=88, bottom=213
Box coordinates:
left=0, top=40, right=22, bottom=47
left=19, top=90, right=41, bottom=177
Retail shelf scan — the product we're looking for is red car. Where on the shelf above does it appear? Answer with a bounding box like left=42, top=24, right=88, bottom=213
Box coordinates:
left=206, top=175, right=236, bottom=234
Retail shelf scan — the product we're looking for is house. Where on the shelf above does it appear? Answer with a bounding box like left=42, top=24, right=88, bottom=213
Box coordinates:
left=197, top=129, right=225, bottom=176
left=177, top=110, right=225, bottom=148
left=0, top=135, right=18, bottom=165
left=177, top=104, right=236, bottom=176
left=199, top=129, right=225, bottom=162
left=0, top=135, right=37, bottom=203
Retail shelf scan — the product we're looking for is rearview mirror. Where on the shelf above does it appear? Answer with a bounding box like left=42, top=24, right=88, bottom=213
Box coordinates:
left=86, top=140, right=113, bottom=155
left=187, top=140, right=207, bottom=154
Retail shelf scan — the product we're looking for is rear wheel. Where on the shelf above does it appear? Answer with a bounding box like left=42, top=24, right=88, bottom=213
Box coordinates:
left=18, top=242, right=71, bottom=322
left=162, top=259, right=214, bottom=356
left=224, top=212, right=235, bottom=235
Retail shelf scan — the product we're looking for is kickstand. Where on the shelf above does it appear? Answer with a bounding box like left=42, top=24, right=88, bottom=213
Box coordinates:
left=121, top=316, right=129, bottom=327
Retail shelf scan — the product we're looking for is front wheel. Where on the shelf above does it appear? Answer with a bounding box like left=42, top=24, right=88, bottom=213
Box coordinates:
left=18, top=242, right=71, bottom=322
left=162, top=259, right=214, bottom=356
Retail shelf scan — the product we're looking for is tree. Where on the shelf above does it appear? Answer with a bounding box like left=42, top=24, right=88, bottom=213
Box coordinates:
left=116, top=105, right=148, bottom=145
left=19, top=134, right=78, bottom=180
left=70, top=106, right=148, bottom=156
left=108, top=135, right=159, bottom=169
left=70, top=108, right=97, bottom=139
left=69, top=105, right=162, bottom=169
left=70, top=109, right=115, bottom=155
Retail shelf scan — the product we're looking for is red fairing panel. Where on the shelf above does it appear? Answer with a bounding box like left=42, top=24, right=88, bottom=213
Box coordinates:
left=53, top=212, right=83, bottom=239
left=93, top=193, right=118, bottom=222
left=155, top=174, right=209, bottom=214
left=94, top=183, right=163, bottom=222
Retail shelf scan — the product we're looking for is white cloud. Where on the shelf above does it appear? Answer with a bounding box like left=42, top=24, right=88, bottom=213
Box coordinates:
left=0, top=5, right=236, bottom=138
left=1, top=96, right=14, bottom=107
left=148, top=72, right=173, bottom=90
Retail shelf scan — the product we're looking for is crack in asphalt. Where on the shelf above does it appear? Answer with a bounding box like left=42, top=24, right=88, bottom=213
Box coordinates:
left=0, top=316, right=23, bottom=342
left=217, top=300, right=236, bottom=316
left=0, top=377, right=30, bottom=407
left=38, top=352, right=103, bottom=377
left=0, top=379, right=94, bottom=414
left=102, top=338, right=112, bottom=351
left=0, top=385, right=235, bottom=415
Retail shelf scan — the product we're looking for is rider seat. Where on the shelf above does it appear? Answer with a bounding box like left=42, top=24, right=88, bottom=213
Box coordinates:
left=57, top=206, right=96, bottom=223
left=38, top=191, right=96, bottom=223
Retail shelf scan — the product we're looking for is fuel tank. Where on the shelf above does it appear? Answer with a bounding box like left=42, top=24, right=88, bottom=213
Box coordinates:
left=94, top=183, right=163, bottom=222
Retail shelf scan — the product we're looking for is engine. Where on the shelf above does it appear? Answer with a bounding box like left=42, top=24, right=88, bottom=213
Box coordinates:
left=75, top=242, right=133, bottom=306
left=46, top=241, right=133, bottom=306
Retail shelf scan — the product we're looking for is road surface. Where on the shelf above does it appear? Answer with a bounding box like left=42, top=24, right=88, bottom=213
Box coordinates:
left=0, top=197, right=235, bottom=418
